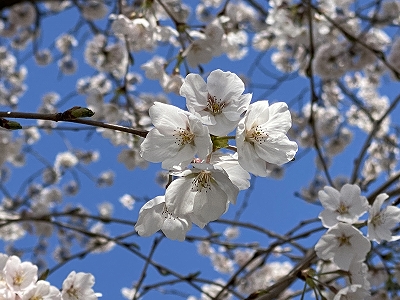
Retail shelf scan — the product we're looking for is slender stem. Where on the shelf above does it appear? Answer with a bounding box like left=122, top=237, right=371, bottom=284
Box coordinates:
left=0, top=111, right=148, bottom=138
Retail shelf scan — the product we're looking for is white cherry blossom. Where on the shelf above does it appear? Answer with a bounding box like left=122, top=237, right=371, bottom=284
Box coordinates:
left=134, top=196, right=192, bottom=241
left=367, top=193, right=400, bottom=243
left=165, top=162, right=239, bottom=227
left=333, top=284, right=370, bottom=300
left=21, top=280, right=62, bottom=300
left=180, top=69, right=252, bottom=136
left=236, top=101, right=298, bottom=176
left=140, top=102, right=212, bottom=169
left=4, top=256, right=37, bottom=293
left=61, top=271, right=101, bottom=300
left=318, top=184, right=369, bottom=228
left=315, top=223, right=371, bottom=271
left=346, top=260, right=370, bottom=290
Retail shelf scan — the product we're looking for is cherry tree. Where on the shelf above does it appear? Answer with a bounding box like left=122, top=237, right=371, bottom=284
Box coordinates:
left=0, top=0, right=399, bottom=299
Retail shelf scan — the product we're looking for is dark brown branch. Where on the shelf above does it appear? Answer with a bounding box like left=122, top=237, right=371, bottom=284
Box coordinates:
left=0, top=111, right=148, bottom=138
left=0, top=0, right=43, bottom=11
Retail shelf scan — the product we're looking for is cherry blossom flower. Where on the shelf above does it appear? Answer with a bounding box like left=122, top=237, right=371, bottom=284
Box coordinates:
left=81, top=0, right=108, bottom=21
left=180, top=69, right=252, bottom=136
left=318, top=184, right=369, bottom=228
left=21, top=280, right=61, bottom=300
left=165, top=162, right=239, bottom=227
left=4, top=256, right=37, bottom=293
left=141, top=56, right=166, bottom=80
left=236, top=101, right=298, bottom=176
left=346, top=261, right=370, bottom=290
left=140, top=102, right=212, bottom=169
left=61, top=271, right=101, bottom=300
left=367, top=193, right=400, bottom=243
left=315, top=223, right=371, bottom=271
left=333, top=284, right=370, bottom=300
left=134, top=196, right=192, bottom=241
left=119, top=194, right=135, bottom=210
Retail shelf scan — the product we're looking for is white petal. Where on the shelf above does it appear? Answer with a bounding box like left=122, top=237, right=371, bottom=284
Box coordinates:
left=162, top=217, right=191, bottom=241
left=192, top=181, right=229, bottom=223
left=319, top=187, right=341, bottom=210
left=370, top=193, right=389, bottom=216
left=134, top=196, right=165, bottom=237
left=207, top=69, right=244, bottom=104
left=212, top=153, right=250, bottom=190
left=244, top=101, right=270, bottom=131
left=140, top=129, right=185, bottom=163
left=149, top=102, right=188, bottom=134
left=207, top=113, right=239, bottom=136
left=334, top=246, right=356, bottom=271
left=315, top=232, right=337, bottom=260
left=211, top=169, right=239, bottom=204
left=264, top=102, right=292, bottom=134
left=180, top=74, right=208, bottom=111
left=238, top=140, right=268, bottom=177
left=254, top=134, right=298, bottom=165
left=161, top=144, right=196, bottom=169
left=165, top=177, right=195, bottom=217
left=319, top=209, right=340, bottom=228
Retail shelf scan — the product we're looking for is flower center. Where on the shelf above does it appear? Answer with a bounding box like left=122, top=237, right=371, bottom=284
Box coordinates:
left=245, top=125, right=268, bottom=144
left=192, top=170, right=212, bottom=192
left=371, top=212, right=384, bottom=227
left=337, top=233, right=351, bottom=247
left=66, top=287, right=80, bottom=299
left=336, top=202, right=349, bottom=215
left=13, top=271, right=24, bottom=286
left=162, top=204, right=176, bottom=220
left=173, top=126, right=195, bottom=146
left=206, top=93, right=226, bottom=115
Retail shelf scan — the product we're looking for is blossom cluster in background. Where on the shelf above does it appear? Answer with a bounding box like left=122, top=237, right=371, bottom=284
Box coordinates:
left=315, top=184, right=400, bottom=298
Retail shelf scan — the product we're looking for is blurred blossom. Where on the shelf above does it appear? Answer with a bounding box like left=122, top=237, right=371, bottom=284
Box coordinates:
left=81, top=0, right=108, bottom=21
left=223, top=226, right=239, bottom=240
left=9, top=3, right=37, bottom=28
left=56, top=33, right=78, bottom=54
left=97, top=170, right=115, bottom=187
left=58, top=55, right=78, bottom=75
left=34, top=49, right=53, bottom=66
left=119, top=194, right=135, bottom=210
left=98, top=202, right=113, bottom=218
left=63, top=180, right=79, bottom=196
left=54, top=151, right=78, bottom=170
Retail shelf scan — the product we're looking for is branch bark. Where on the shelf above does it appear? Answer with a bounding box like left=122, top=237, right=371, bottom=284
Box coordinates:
left=0, top=0, right=43, bottom=11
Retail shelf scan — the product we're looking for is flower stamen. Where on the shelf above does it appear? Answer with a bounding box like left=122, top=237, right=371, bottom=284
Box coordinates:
left=336, top=202, right=349, bottom=215
left=192, top=170, right=212, bottom=192
left=206, top=93, right=226, bottom=115
left=337, top=233, right=351, bottom=247
left=173, top=126, right=195, bottom=146
left=246, top=125, right=268, bottom=144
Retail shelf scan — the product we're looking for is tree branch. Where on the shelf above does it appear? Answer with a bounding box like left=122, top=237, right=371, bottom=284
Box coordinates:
left=0, top=111, right=148, bottom=138
left=0, top=0, right=43, bottom=11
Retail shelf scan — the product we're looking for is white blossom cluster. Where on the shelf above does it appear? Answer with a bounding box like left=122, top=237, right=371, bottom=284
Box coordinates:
left=135, top=69, right=298, bottom=240
left=0, top=253, right=101, bottom=300
left=193, top=238, right=293, bottom=298
left=315, top=183, right=400, bottom=298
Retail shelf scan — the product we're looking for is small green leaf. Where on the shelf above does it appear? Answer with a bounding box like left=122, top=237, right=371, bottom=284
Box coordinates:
left=211, top=135, right=230, bottom=150
left=62, top=106, right=95, bottom=119
left=0, top=118, right=22, bottom=130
